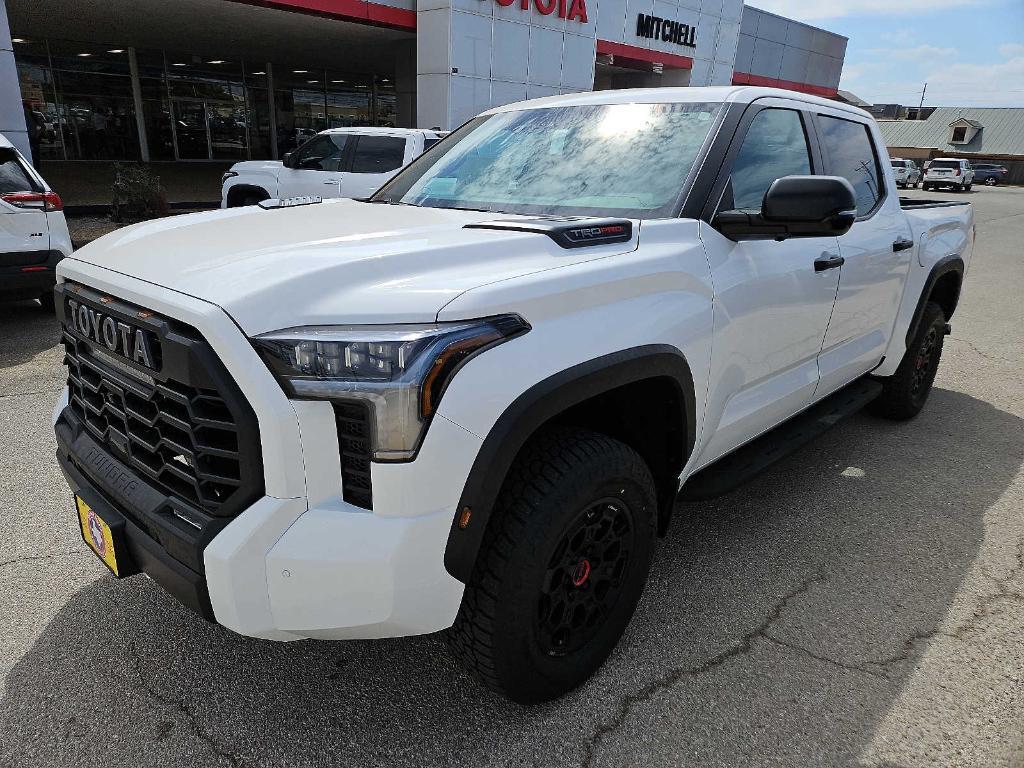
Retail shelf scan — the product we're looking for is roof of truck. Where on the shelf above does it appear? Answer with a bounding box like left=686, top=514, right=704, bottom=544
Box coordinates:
left=484, top=86, right=870, bottom=120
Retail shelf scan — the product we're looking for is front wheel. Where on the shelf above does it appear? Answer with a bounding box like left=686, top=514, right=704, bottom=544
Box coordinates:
left=985, top=176, right=997, bottom=186
left=869, top=301, right=946, bottom=420
left=449, top=428, right=657, bottom=703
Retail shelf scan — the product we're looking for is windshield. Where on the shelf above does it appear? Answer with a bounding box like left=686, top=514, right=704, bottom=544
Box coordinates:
left=372, top=102, right=723, bottom=219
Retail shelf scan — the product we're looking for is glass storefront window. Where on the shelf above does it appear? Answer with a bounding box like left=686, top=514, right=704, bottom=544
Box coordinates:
left=10, top=39, right=399, bottom=163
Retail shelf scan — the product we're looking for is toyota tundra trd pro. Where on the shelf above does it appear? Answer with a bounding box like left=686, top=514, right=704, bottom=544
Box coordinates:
left=53, top=87, right=973, bottom=703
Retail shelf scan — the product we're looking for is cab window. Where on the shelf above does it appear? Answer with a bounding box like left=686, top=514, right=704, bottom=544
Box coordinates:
left=818, top=116, right=884, bottom=217
left=725, top=108, right=812, bottom=211
left=291, top=134, right=348, bottom=171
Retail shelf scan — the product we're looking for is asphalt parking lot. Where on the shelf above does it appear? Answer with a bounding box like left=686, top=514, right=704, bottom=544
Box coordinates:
left=2, top=186, right=1022, bottom=768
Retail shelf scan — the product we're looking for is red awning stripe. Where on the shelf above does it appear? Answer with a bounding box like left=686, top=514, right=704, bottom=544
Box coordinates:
left=595, top=39, right=693, bottom=71
left=228, top=0, right=417, bottom=31
left=731, top=71, right=838, bottom=98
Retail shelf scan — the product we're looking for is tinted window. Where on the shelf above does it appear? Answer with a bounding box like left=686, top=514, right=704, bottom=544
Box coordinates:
left=292, top=134, right=348, bottom=171
left=423, top=138, right=441, bottom=151
left=0, top=150, right=37, bottom=194
left=728, top=109, right=811, bottom=210
left=819, top=116, right=883, bottom=216
left=931, top=160, right=962, bottom=169
left=350, top=136, right=407, bottom=174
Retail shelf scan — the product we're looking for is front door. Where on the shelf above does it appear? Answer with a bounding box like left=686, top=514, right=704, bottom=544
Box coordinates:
left=813, top=112, right=914, bottom=398
left=277, top=132, right=349, bottom=199
left=696, top=104, right=841, bottom=468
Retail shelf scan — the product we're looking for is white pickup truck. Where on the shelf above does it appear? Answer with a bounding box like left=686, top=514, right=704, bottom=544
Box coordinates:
left=53, top=87, right=973, bottom=703
left=220, top=127, right=444, bottom=207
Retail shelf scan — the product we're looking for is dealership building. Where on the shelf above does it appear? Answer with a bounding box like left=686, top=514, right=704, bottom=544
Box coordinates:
left=1, top=0, right=846, bottom=165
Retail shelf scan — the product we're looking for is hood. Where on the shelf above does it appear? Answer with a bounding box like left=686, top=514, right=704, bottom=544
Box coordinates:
left=66, top=199, right=638, bottom=335
left=230, top=159, right=283, bottom=174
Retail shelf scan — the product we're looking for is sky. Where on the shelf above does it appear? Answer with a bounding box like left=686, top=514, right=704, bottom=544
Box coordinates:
left=751, top=0, right=1024, bottom=107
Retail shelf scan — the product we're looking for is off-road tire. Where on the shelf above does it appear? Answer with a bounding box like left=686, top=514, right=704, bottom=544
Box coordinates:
left=869, top=301, right=946, bottom=420
left=448, top=428, right=657, bottom=703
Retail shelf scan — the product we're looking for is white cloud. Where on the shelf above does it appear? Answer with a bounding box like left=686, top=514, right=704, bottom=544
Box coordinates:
left=751, top=0, right=986, bottom=21
left=865, top=45, right=958, bottom=61
left=841, top=44, right=1024, bottom=107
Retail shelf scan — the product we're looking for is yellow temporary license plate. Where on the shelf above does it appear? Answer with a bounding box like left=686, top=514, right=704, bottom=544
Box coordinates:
left=76, top=496, right=119, bottom=576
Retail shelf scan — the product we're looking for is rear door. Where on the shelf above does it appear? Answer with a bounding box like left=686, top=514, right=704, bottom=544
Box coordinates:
left=696, top=101, right=842, bottom=468
left=337, top=134, right=412, bottom=198
left=277, top=133, right=349, bottom=199
left=0, top=148, right=50, bottom=260
left=812, top=110, right=913, bottom=397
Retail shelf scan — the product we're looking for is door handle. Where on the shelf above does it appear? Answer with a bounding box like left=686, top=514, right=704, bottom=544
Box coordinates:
left=893, top=237, right=914, bottom=252
left=814, top=254, right=845, bottom=272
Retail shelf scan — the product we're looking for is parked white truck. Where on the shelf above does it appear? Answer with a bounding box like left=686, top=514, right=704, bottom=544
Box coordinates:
left=220, top=127, right=444, bottom=207
left=54, top=87, right=973, bottom=703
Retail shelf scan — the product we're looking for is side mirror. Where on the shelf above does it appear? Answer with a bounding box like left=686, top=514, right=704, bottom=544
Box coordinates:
left=714, top=175, right=857, bottom=241
left=282, top=151, right=293, bottom=167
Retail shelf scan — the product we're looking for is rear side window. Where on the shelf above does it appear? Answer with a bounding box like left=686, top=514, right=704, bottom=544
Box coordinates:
left=818, top=116, right=884, bottom=217
left=0, top=150, right=38, bottom=194
left=350, top=136, right=407, bottom=174
left=726, top=108, right=812, bottom=210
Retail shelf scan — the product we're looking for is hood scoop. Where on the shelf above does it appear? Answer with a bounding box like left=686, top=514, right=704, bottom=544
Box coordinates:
left=464, top=217, right=633, bottom=249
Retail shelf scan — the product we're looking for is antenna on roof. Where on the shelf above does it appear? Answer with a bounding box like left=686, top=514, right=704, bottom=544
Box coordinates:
left=918, top=82, right=928, bottom=111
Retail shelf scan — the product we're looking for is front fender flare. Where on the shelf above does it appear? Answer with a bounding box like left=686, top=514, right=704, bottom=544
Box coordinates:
left=443, top=345, right=696, bottom=584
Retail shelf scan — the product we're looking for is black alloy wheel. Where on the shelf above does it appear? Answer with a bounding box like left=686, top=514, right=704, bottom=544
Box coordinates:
left=537, top=498, right=635, bottom=657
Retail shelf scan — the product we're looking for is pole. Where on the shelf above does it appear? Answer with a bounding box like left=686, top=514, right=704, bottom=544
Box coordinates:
left=918, top=82, right=927, bottom=111
left=128, top=48, right=150, bottom=161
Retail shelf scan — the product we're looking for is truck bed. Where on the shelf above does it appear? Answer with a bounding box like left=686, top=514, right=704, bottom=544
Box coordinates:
left=899, top=197, right=970, bottom=210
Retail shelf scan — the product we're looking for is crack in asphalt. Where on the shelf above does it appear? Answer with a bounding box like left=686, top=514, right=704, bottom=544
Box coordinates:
left=579, top=573, right=826, bottom=768
left=0, top=551, right=81, bottom=569
left=949, top=337, right=1017, bottom=366
left=760, top=634, right=888, bottom=679
left=129, top=656, right=243, bottom=768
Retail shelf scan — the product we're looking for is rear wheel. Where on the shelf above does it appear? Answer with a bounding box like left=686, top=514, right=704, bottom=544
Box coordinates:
left=966, top=183, right=973, bottom=191
left=869, top=301, right=946, bottom=420
left=449, top=428, right=657, bottom=703
left=922, top=183, right=931, bottom=191
left=985, top=176, right=998, bottom=186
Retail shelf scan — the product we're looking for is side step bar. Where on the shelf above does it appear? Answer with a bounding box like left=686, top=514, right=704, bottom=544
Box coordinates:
left=678, top=377, right=884, bottom=502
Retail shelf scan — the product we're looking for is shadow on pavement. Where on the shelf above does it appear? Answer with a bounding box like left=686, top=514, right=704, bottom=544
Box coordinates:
left=1, top=388, right=1021, bottom=767
left=0, top=299, right=61, bottom=372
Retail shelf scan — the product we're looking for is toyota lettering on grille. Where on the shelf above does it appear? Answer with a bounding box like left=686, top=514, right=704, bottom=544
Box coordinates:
left=65, top=298, right=157, bottom=370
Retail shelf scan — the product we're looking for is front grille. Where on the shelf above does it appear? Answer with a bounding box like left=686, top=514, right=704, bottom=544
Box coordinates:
left=64, top=334, right=242, bottom=511
left=58, top=285, right=263, bottom=521
left=333, top=401, right=373, bottom=509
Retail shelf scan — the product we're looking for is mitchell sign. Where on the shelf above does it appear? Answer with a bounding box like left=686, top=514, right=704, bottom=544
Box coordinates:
left=635, top=13, right=697, bottom=49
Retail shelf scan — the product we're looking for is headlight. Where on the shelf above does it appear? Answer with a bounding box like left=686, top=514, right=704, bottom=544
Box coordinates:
left=253, top=315, right=529, bottom=460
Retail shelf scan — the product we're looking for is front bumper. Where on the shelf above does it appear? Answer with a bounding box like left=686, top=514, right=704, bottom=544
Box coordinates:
left=53, top=259, right=478, bottom=641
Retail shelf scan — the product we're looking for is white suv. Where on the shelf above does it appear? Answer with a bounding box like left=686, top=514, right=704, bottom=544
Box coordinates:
left=923, top=157, right=974, bottom=192
left=890, top=158, right=920, bottom=189
left=0, top=134, right=72, bottom=311
left=221, top=128, right=445, bottom=207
